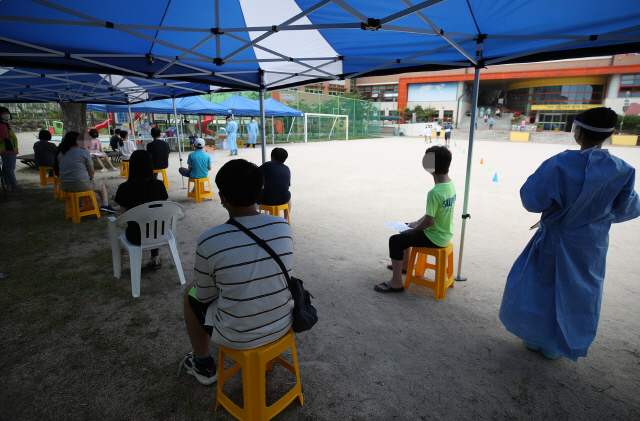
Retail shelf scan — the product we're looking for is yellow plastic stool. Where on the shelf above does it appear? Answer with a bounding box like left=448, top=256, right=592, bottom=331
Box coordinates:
left=153, top=168, right=170, bottom=189
left=120, top=161, right=129, bottom=179
left=39, top=166, right=55, bottom=186
left=64, top=190, right=101, bottom=223
left=237, top=139, right=244, bottom=148
left=53, top=176, right=65, bottom=200
left=259, top=203, right=290, bottom=224
left=216, top=329, right=303, bottom=421
left=404, top=243, right=454, bottom=300
left=187, top=178, right=213, bottom=203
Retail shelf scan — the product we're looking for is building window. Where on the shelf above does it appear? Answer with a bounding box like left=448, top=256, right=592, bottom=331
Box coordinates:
left=282, top=87, right=298, bottom=92
left=505, top=84, right=605, bottom=117
left=443, top=110, right=453, bottom=119
left=619, top=74, right=640, bottom=97
left=357, top=84, right=399, bottom=102
left=389, top=110, right=401, bottom=116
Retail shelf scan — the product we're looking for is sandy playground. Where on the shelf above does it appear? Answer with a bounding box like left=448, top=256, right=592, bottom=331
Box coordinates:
left=4, top=132, right=640, bottom=420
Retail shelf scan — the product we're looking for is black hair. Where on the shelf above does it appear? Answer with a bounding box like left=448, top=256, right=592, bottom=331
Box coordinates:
left=215, top=159, right=264, bottom=207
left=151, top=127, right=161, bottom=138
left=39, top=129, right=52, bottom=141
left=115, top=128, right=121, bottom=135
left=0, top=106, right=11, bottom=120
left=127, top=150, right=154, bottom=181
left=110, top=128, right=115, bottom=135
left=575, top=107, right=618, bottom=145
left=271, top=147, right=288, bottom=163
left=119, top=130, right=128, bottom=147
left=58, top=131, right=79, bottom=155
left=425, top=145, right=452, bottom=174
left=89, top=128, right=99, bottom=138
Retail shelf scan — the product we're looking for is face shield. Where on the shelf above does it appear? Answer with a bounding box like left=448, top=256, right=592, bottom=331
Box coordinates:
left=571, top=119, right=615, bottom=135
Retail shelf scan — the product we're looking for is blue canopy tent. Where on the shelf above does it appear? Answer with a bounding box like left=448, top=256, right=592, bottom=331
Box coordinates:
left=218, top=95, right=304, bottom=117
left=2, top=0, right=640, bottom=279
left=86, top=96, right=230, bottom=115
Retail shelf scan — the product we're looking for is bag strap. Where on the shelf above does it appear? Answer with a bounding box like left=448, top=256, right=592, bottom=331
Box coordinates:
left=226, top=218, right=292, bottom=286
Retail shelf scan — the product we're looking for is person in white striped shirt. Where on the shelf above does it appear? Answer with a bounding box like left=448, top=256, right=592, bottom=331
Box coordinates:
left=178, top=159, right=294, bottom=385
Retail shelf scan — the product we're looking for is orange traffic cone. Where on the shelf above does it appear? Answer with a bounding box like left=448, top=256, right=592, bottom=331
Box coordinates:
left=480, top=158, right=484, bottom=164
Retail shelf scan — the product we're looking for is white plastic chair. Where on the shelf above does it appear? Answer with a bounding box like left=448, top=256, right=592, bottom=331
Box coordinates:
left=107, top=201, right=186, bottom=297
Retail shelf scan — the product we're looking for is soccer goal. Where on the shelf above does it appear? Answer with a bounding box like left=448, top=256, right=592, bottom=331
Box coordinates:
left=303, top=113, right=349, bottom=143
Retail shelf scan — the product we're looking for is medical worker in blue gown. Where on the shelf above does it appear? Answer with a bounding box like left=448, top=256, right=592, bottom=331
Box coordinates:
left=499, top=107, right=640, bottom=361
left=246, top=117, right=259, bottom=148
left=225, top=116, right=238, bottom=156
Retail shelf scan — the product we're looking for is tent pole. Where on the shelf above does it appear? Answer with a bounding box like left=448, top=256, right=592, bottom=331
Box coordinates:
left=259, top=89, right=267, bottom=164
left=286, top=117, right=295, bottom=142
left=346, top=115, right=349, bottom=141
left=172, top=95, right=185, bottom=189
left=107, top=113, right=111, bottom=141
left=455, top=66, right=481, bottom=282
left=127, top=103, right=136, bottom=149
left=198, top=115, right=202, bottom=138
left=271, top=116, right=275, bottom=145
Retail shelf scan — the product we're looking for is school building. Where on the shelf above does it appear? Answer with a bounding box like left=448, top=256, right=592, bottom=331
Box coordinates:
left=352, top=54, right=640, bottom=132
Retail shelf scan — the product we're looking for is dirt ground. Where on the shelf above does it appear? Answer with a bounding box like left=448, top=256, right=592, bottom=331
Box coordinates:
left=1, top=132, right=640, bottom=420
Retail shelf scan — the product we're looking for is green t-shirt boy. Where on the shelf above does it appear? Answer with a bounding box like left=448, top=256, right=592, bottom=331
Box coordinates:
left=424, top=182, right=456, bottom=247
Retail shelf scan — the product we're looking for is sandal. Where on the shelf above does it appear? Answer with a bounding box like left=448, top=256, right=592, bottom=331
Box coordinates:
left=374, top=281, right=405, bottom=293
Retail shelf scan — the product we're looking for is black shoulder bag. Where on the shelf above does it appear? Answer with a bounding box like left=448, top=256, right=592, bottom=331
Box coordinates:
left=227, top=218, right=318, bottom=333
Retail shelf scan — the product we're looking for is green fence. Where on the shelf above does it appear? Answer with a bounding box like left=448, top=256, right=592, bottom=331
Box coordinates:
left=201, top=91, right=381, bottom=143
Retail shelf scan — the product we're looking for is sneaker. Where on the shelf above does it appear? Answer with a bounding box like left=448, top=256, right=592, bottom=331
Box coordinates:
left=109, top=168, right=118, bottom=172
left=178, top=352, right=217, bottom=385
left=146, top=257, right=161, bottom=270
left=100, top=168, right=108, bottom=172
left=99, top=205, right=117, bottom=214
left=13, top=185, right=28, bottom=191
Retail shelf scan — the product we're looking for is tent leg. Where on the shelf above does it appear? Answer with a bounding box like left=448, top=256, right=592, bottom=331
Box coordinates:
left=259, top=89, right=267, bottom=164
left=455, top=66, right=481, bottom=282
left=286, top=117, right=295, bottom=142
left=172, top=95, right=185, bottom=189
left=127, top=103, right=136, bottom=148
left=271, top=116, right=274, bottom=145
left=304, top=114, right=307, bottom=143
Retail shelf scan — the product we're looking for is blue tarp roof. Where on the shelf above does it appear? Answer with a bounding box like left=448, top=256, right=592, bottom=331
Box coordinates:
left=1, top=0, right=639, bottom=101
left=218, top=95, right=304, bottom=117
left=87, top=95, right=303, bottom=117
left=86, top=96, right=230, bottom=115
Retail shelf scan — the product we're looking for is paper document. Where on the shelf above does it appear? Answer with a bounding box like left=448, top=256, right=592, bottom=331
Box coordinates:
left=385, top=222, right=411, bottom=232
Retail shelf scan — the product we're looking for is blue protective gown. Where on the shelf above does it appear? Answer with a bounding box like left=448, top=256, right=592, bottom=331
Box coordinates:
left=247, top=121, right=259, bottom=145
left=500, top=147, right=640, bottom=361
left=226, top=120, right=238, bottom=151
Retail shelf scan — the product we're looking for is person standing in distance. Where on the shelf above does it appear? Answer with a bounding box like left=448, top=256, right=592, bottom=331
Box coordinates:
left=444, top=121, right=453, bottom=147
left=225, top=117, right=238, bottom=156
left=247, top=117, right=259, bottom=148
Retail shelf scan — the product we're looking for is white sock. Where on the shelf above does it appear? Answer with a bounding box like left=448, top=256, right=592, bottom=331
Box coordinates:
left=102, top=202, right=109, bottom=207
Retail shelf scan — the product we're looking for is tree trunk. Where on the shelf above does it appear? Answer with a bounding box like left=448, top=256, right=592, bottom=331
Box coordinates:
left=59, top=103, right=87, bottom=135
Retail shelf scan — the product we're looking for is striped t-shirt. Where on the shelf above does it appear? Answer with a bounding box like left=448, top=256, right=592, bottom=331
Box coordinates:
left=194, top=214, right=294, bottom=350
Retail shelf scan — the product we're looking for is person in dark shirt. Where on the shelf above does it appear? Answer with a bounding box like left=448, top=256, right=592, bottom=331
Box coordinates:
left=33, top=129, right=57, bottom=175
left=114, top=150, right=169, bottom=269
left=146, top=127, right=171, bottom=179
left=110, top=128, right=122, bottom=152
left=258, top=147, right=291, bottom=211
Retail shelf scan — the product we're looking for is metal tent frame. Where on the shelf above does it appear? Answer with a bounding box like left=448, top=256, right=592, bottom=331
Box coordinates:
left=2, top=0, right=640, bottom=281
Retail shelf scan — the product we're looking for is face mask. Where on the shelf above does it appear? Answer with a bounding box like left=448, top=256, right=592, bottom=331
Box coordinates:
left=1, top=114, right=9, bottom=120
